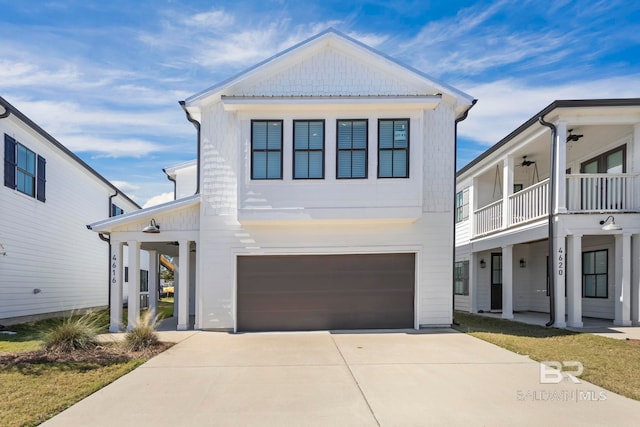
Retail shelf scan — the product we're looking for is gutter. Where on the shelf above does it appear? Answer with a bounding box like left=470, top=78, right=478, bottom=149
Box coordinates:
left=452, top=100, right=477, bottom=326
left=179, top=101, right=201, bottom=194
left=538, top=116, right=557, bottom=327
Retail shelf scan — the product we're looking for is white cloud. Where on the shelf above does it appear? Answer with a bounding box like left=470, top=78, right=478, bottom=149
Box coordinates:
left=459, top=74, right=640, bottom=145
left=109, top=180, right=140, bottom=193
left=142, top=192, right=174, bottom=208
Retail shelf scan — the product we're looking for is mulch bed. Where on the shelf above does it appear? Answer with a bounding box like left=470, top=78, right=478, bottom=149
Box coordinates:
left=0, top=342, right=173, bottom=367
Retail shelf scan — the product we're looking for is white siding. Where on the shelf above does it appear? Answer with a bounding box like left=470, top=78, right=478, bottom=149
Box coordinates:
left=0, top=114, right=138, bottom=322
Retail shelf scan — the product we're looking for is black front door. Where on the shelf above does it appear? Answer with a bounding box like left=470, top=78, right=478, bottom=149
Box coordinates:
left=490, top=253, right=503, bottom=310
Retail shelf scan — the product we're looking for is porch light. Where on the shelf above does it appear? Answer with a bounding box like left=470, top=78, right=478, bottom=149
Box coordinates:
left=600, top=216, right=622, bottom=231
left=480, top=259, right=486, bottom=268
left=519, top=258, right=526, bottom=268
left=142, top=218, right=160, bottom=233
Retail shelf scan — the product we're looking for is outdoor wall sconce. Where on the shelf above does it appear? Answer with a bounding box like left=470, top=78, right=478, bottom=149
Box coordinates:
left=519, top=258, right=526, bottom=268
left=479, top=259, right=486, bottom=268
left=600, top=215, right=622, bottom=231
left=142, top=218, right=160, bottom=233
left=33, top=288, right=41, bottom=294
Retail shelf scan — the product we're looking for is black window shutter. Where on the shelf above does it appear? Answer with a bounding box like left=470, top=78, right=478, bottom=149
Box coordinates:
left=4, top=134, right=16, bottom=189
left=36, top=155, right=46, bottom=202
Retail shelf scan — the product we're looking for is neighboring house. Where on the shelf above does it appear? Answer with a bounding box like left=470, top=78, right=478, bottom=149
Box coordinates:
left=88, top=29, right=475, bottom=332
left=454, top=99, right=640, bottom=328
left=0, top=96, right=140, bottom=325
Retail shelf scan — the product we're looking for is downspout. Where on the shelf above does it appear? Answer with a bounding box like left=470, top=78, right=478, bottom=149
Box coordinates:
left=179, top=101, right=201, bottom=195
left=0, top=106, right=10, bottom=119
left=163, top=169, right=177, bottom=200
left=105, top=190, right=118, bottom=313
left=452, top=100, right=477, bottom=325
left=539, top=116, right=557, bottom=327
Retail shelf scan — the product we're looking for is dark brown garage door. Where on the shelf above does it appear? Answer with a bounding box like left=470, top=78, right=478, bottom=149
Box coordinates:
left=237, top=253, right=415, bottom=332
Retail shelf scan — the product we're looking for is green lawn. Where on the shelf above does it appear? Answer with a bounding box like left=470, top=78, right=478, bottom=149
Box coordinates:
left=0, top=306, right=171, bottom=427
left=453, top=311, right=640, bottom=400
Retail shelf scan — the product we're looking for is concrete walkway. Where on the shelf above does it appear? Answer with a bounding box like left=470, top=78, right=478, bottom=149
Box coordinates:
left=43, top=329, right=640, bottom=427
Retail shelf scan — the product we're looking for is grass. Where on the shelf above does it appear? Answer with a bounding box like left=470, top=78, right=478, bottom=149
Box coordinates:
left=453, top=311, right=640, bottom=400
left=0, top=359, right=144, bottom=427
left=0, top=306, right=172, bottom=427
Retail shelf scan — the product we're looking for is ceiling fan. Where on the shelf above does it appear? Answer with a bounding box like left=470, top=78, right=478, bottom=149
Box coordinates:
left=520, top=156, right=536, bottom=167
left=567, top=129, right=584, bottom=142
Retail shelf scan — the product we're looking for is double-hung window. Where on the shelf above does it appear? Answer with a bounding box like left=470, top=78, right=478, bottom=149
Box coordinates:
left=251, top=120, right=282, bottom=180
left=4, top=134, right=46, bottom=202
left=337, top=119, right=367, bottom=179
left=583, top=249, right=608, bottom=298
left=293, top=120, right=324, bottom=179
left=378, top=119, right=409, bottom=178
left=455, top=188, right=469, bottom=223
left=454, top=261, right=469, bottom=295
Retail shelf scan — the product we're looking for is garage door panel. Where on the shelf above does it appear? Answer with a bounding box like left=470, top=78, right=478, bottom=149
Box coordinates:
left=237, top=253, right=415, bottom=331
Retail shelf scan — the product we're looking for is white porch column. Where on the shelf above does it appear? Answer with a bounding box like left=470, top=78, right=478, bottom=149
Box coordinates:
left=109, top=240, right=123, bottom=333
left=553, top=234, right=567, bottom=328
left=555, top=121, right=568, bottom=213
left=567, top=234, right=583, bottom=327
left=502, top=245, right=514, bottom=320
left=177, top=240, right=190, bottom=330
left=633, top=234, right=640, bottom=325
left=502, top=157, right=514, bottom=229
left=127, top=240, right=141, bottom=331
left=614, top=233, right=632, bottom=326
left=148, top=250, right=158, bottom=315
left=469, top=252, right=478, bottom=313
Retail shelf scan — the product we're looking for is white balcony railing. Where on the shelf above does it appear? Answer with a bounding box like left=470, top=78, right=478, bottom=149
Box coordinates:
left=474, top=199, right=502, bottom=236
left=509, top=178, right=549, bottom=226
left=566, top=173, right=640, bottom=212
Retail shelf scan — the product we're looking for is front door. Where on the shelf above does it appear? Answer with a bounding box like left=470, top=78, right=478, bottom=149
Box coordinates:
left=490, top=253, right=503, bottom=310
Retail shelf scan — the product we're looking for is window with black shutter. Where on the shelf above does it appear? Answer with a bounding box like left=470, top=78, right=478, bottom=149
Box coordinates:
left=4, top=133, right=46, bottom=202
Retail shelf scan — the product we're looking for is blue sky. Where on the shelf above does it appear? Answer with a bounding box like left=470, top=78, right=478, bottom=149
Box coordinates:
left=2, top=0, right=639, bottom=207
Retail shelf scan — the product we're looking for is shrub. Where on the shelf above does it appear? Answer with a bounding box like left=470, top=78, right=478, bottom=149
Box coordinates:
left=124, top=311, right=161, bottom=352
left=42, top=312, right=103, bottom=352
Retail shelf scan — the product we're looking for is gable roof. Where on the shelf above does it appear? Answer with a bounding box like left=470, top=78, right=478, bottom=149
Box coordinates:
left=457, top=98, right=640, bottom=178
left=184, top=28, right=474, bottom=110
left=0, top=96, right=140, bottom=209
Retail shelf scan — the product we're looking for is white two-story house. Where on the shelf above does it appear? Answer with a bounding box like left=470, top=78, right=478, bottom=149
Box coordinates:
left=454, top=99, right=640, bottom=328
left=88, top=29, right=475, bottom=332
left=0, top=96, right=140, bottom=324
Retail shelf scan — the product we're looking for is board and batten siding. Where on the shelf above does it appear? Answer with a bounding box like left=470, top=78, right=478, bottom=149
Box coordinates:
left=0, top=113, right=138, bottom=322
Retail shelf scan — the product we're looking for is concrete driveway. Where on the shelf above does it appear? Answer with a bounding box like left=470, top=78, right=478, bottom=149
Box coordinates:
left=42, top=329, right=640, bottom=427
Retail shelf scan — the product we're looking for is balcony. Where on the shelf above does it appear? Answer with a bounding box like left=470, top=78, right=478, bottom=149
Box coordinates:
left=473, top=174, right=640, bottom=237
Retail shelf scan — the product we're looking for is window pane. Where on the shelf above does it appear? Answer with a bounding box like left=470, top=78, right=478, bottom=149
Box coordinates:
left=582, top=252, right=594, bottom=274
left=308, top=151, right=323, bottom=178
left=26, top=150, right=35, bottom=174
left=596, top=275, right=607, bottom=297
left=352, top=151, right=366, bottom=178
left=392, top=150, right=407, bottom=177
left=252, top=122, right=267, bottom=150
left=252, top=152, right=266, bottom=179
left=393, top=120, right=408, bottom=148
left=606, top=149, right=623, bottom=173
left=379, top=150, right=392, bottom=177
left=294, top=122, right=309, bottom=150
left=17, top=145, right=27, bottom=169
left=267, top=152, right=281, bottom=179
left=584, top=276, right=596, bottom=297
left=338, top=121, right=352, bottom=149
left=352, top=121, right=367, bottom=149
left=309, top=122, right=323, bottom=149
left=379, top=121, right=393, bottom=148
left=267, top=122, right=281, bottom=150
left=595, top=250, right=607, bottom=274
left=337, top=151, right=351, bottom=178
left=294, top=152, right=308, bottom=179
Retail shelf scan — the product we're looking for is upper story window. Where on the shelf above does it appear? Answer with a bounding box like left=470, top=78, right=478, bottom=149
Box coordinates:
left=293, top=120, right=324, bottom=179
left=337, top=119, right=367, bottom=179
left=378, top=119, right=409, bottom=178
left=455, top=188, right=469, bottom=223
left=4, top=134, right=46, bottom=202
left=251, top=120, right=282, bottom=180
left=111, top=204, right=125, bottom=217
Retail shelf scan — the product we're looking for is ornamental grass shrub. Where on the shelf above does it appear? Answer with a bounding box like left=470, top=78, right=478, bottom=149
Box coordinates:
left=42, top=312, right=103, bottom=352
left=124, top=310, right=161, bottom=351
